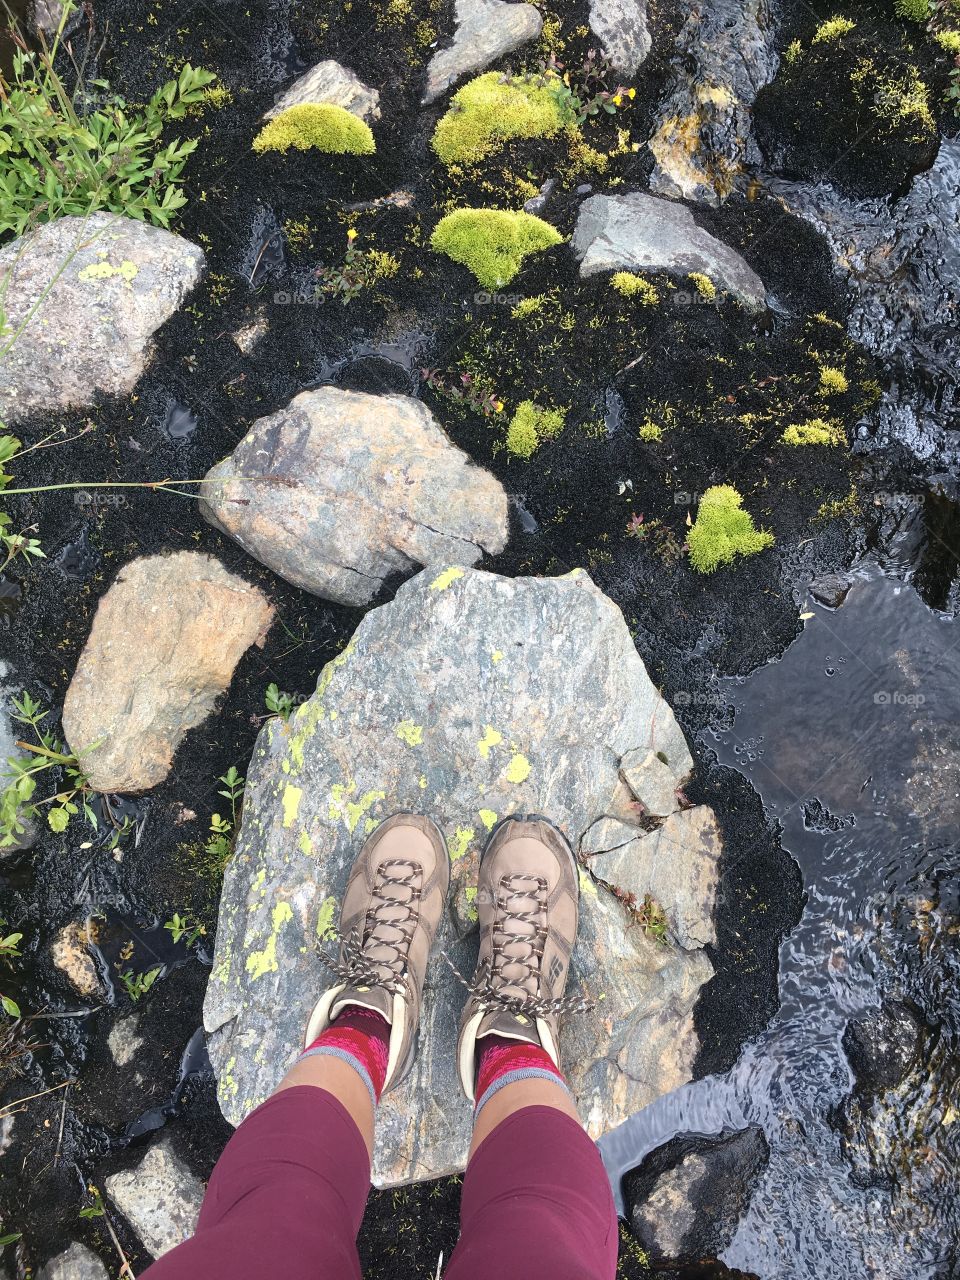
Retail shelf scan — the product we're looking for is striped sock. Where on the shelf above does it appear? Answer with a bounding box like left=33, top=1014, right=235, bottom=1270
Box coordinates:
left=474, top=1033, right=570, bottom=1116
left=300, top=1005, right=391, bottom=1106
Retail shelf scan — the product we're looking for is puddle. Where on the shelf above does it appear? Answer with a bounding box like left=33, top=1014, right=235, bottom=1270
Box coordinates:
left=125, top=1026, right=212, bottom=1141
left=55, top=525, right=100, bottom=581
left=0, top=576, right=23, bottom=623
left=161, top=400, right=200, bottom=443
left=601, top=568, right=960, bottom=1276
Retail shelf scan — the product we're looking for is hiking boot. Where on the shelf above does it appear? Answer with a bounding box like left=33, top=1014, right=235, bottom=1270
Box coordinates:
left=457, top=815, right=579, bottom=1101
left=304, top=813, right=449, bottom=1093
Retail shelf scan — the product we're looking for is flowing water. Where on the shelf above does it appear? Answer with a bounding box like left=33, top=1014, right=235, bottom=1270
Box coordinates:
left=601, top=567, right=960, bottom=1277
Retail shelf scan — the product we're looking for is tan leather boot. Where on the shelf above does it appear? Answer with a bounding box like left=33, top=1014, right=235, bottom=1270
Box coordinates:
left=457, top=815, right=579, bottom=1101
left=304, top=813, right=449, bottom=1093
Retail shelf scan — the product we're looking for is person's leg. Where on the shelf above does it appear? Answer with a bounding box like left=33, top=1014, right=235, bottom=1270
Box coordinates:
left=142, top=814, right=449, bottom=1280
left=447, top=817, right=618, bottom=1280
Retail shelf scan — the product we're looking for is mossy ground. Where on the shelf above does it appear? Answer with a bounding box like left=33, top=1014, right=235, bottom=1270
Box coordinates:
left=0, top=0, right=946, bottom=1274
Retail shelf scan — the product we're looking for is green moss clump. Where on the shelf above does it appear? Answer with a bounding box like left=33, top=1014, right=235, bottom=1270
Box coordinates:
left=252, top=104, right=376, bottom=155
left=812, top=16, right=856, bottom=42
left=610, top=272, right=659, bottom=304
left=638, top=419, right=663, bottom=442
left=819, top=365, right=849, bottom=393
left=505, top=400, right=566, bottom=457
left=784, top=38, right=803, bottom=64
left=782, top=417, right=846, bottom=445
left=936, top=29, right=960, bottom=54
left=431, top=71, right=567, bottom=166
left=894, top=0, right=930, bottom=21
left=431, top=209, right=563, bottom=288
left=687, top=485, right=774, bottom=573
left=688, top=271, right=717, bottom=301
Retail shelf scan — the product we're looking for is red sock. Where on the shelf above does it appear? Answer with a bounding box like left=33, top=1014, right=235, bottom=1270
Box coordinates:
left=302, top=1004, right=391, bottom=1104
left=475, top=1033, right=567, bottom=1115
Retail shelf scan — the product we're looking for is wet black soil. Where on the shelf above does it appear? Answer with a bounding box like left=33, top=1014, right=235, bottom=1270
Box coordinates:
left=0, top=0, right=955, bottom=1274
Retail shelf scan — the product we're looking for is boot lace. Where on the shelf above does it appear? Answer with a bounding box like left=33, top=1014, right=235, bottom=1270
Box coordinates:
left=320, top=858, right=422, bottom=998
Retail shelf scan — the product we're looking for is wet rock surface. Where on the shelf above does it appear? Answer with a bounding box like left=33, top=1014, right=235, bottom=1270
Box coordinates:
left=0, top=213, right=204, bottom=427
left=587, top=0, right=650, bottom=77
left=50, top=920, right=101, bottom=998
left=572, top=192, right=766, bottom=309
left=200, top=387, right=510, bottom=608
left=105, top=1136, right=204, bottom=1259
left=421, top=0, right=543, bottom=104
left=624, top=1127, right=769, bottom=1263
left=37, top=1243, right=108, bottom=1280
left=62, top=552, right=274, bottom=793
left=647, top=0, right=778, bottom=205
left=205, top=567, right=715, bottom=1185
left=266, top=59, right=381, bottom=121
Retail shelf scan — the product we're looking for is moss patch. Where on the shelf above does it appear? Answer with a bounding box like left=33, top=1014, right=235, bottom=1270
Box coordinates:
left=432, top=71, right=567, bottom=167
left=687, top=486, right=775, bottom=574
left=252, top=104, right=376, bottom=155
left=430, top=209, right=563, bottom=288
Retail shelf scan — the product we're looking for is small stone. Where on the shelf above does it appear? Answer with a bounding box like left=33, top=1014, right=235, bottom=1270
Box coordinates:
left=231, top=314, right=269, bottom=355
left=842, top=1001, right=925, bottom=1096
left=588, top=0, right=651, bottom=76
left=200, top=388, right=509, bottom=608
left=422, top=0, right=543, bottom=104
left=205, top=566, right=712, bottom=1185
left=105, top=1137, right=204, bottom=1259
left=38, top=1243, right=109, bottom=1280
left=63, top=552, right=274, bottom=793
left=51, top=921, right=101, bottom=998
left=266, top=60, right=380, bottom=122
left=624, top=1127, right=769, bottom=1262
left=108, top=1015, right=143, bottom=1067
left=523, top=178, right=556, bottom=215
left=27, top=0, right=73, bottom=39
left=590, top=806, right=722, bottom=949
left=810, top=572, right=852, bottom=609
left=572, top=192, right=766, bottom=311
left=620, top=747, right=688, bottom=816
left=0, top=213, right=204, bottom=428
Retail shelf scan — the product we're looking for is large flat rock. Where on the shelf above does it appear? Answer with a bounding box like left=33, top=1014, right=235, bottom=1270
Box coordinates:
left=105, top=1137, right=204, bottom=1259
left=422, top=0, right=543, bottom=104
left=0, top=213, right=204, bottom=427
left=572, top=191, right=766, bottom=310
left=205, top=566, right=714, bottom=1185
left=199, top=387, right=510, bottom=608
left=63, top=552, right=274, bottom=793
left=588, top=0, right=651, bottom=76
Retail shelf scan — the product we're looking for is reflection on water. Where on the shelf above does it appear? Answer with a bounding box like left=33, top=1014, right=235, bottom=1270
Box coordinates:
left=601, top=569, right=960, bottom=1277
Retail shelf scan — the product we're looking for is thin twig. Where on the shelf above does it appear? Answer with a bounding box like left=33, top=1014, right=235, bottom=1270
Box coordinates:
left=0, top=1077, right=71, bottom=1119
left=53, top=1080, right=70, bottom=1166
left=102, top=1206, right=136, bottom=1280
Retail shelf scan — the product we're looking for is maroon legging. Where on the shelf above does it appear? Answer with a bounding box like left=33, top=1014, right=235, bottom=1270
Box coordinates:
left=142, top=1085, right=618, bottom=1279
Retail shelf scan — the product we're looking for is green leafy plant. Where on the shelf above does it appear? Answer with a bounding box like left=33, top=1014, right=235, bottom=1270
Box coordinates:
left=894, top=0, right=930, bottom=21
left=430, top=209, right=563, bottom=288
left=0, top=927, right=21, bottom=1018
left=164, top=912, right=205, bottom=948
left=610, top=271, right=658, bottom=304
left=0, top=21, right=216, bottom=237
left=252, top=104, right=375, bottom=155
left=0, top=691, right=101, bottom=846
left=0, top=434, right=44, bottom=572
left=431, top=71, right=567, bottom=166
left=781, top=416, right=846, bottom=445
left=314, top=228, right=399, bottom=303
left=78, top=1187, right=105, bottom=1219
left=201, top=765, right=246, bottom=865
left=687, top=485, right=774, bottom=573
left=0, top=1232, right=21, bottom=1247
left=118, top=965, right=161, bottom=1002
left=539, top=49, right=634, bottom=127
left=265, top=682, right=296, bottom=720
left=421, top=368, right=505, bottom=416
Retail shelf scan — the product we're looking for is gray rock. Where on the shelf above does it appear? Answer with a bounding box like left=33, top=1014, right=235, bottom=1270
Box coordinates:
left=809, top=572, right=852, bottom=610
left=63, top=552, right=274, bottom=793
left=620, top=745, right=689, bottom=816
left=231, top=314, right=269, bottom=355
left=205, top=566, right=714, bottom=1185
left=572, top=192, right=766, bottom=310
left=422, top=0, right=543, bottom=104
left=108, top=1015, right=143, bottom=1067
left=0, top=662, right=37, bottom=851
left=588, top=0, right=651, bottom=77
left=624, top=1127, right=769, bottom=1262
left=38, top=1243, right=109, bottom=1280
left=589, top=806, right=721, bottom=949
left=647, top=0, right=779, bottom=205
left=842, top=1001, right=925, bottom=1096
left=523, top=178, right=556, bottom=216
left=27, top=0, right=73, bottom=39
left=105, top=1137, right=204, bottom=1259
left=199, top=388, right=510, bottom=608
left=266, top=60, right=380, bottom=122
left=0, top=213, right=204, bottom=428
